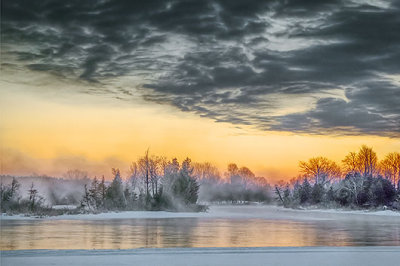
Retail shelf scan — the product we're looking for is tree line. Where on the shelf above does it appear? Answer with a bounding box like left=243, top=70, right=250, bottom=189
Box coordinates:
left=0, top=151, right=273, bottom=214
left=276, top=145, right=400, bottom=209
left=1, top=145, right=399, bottom=215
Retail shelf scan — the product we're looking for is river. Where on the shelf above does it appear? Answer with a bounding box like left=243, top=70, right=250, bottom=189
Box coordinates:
left=1, top=205, right=399, bottom=250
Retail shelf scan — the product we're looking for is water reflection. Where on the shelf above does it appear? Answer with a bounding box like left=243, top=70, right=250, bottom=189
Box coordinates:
left=1, top=215, right=399, bottom=250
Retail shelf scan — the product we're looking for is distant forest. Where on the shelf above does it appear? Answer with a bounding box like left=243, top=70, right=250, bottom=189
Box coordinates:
left=1, top=145, right=399, bottom=215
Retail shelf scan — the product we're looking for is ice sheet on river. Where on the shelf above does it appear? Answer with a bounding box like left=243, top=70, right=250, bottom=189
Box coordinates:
left=2, top=247, right=400, bottom=266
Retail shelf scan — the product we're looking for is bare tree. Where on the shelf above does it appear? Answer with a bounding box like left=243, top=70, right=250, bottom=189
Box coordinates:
left=357, top=145, right=378, bottom=177
left=63, top=169, right=88, bottom=180
left=226, top=163, right=241, bottom=185
left=238, top=166, right=255, bottom=188
left=193, top=162, right=221, bottom=183
left=299, top=157, right=341, bottom=185
left=148, top=156, right=162, bottom=197
left=138, top=149, right=151, bottom=197
left=227, top=163, right=239, bottom=177
left=380, top=152, right=400, bottom=188
left=342, top=152, right=358, bottom=174
left=342, top=146, right=379, bottom=178
left=129, top=162, right=140, bottom=194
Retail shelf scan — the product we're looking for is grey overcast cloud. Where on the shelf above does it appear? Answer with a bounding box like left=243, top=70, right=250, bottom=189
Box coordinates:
left=2, top=0, right=400, bottom=136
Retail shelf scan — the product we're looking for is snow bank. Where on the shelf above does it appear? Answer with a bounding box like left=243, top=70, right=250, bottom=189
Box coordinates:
left=288, top=206, right=400, bottom=217
left=2, top=247, right=400, bottom=266
left=1, top=205, right=399, bottom=221
left=51, top=205, right=77, bottom=210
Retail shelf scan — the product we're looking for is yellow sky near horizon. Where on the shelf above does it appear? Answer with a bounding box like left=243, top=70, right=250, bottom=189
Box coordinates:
left=1, top=78, right=399, bottom=182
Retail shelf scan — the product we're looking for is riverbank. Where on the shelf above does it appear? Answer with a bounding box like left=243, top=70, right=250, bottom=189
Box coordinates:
left=1, top=205, right=399, bottom=221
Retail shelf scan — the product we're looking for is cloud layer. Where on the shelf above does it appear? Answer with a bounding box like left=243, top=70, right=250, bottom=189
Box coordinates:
left=2, top=0, right=399, bottom=136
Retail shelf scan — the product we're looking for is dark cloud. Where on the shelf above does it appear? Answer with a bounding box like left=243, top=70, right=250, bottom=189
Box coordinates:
left=1, top=0, right=399, bottom=136
left=271, top=93, right=400, bottom=136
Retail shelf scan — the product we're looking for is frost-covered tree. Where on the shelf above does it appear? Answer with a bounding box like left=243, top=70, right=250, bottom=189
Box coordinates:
left=149, top=156, right=163, bottom=197
left=28, top=183, right=43, bottom=211
left=178, top=158, right=199, bottom=205
left=160, top=157, right=199, bottom=209
left=227, top=163, right=241, bottom=185
left=299, top=178, right=311, bottom=204
left=193, top=162, right=221, bottom=183
left=63, top=169, right=89, bottom=180
left=0, top=177, right=20, bottom=203
left=161, top=158, right=180, bottom=194
left=81, top=184, right=93, bottom=210
left=106, top=168, right=127, bottom=209
left=99, top=176, right=106, bottom=207
left=89, top=177, right=104, bottom=209
left=0, top=177, right=21, bottom=211
left=311, top=183, right=325, bottom=204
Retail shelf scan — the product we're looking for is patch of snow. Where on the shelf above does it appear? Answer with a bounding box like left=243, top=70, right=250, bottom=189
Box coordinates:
left=51, top=205, right=77, bottom=210
left=1, top=205, right=399, bottom=221
left=295, top=207, right=400, bottom=216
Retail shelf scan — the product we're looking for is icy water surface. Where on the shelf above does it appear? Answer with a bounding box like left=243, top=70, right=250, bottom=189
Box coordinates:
left=1, top=206, right=399, bottom=250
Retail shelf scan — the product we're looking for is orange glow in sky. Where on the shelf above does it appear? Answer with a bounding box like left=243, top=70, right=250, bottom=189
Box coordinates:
left=1, top=76, right=399, bottom=182
left=1, top=0, right=400, bottom=185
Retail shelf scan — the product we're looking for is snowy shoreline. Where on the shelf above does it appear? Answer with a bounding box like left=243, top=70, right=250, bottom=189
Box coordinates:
left=2, top=247, right=400, bottom=266
left=1, top=205, right=399, bottom=221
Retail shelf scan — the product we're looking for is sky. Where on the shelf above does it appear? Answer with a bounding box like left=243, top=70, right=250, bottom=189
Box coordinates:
left=1, top=0, right=399, bottom=182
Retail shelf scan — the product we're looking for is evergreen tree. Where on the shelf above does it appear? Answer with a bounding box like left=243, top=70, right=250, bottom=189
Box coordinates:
left=81, top=184, right=93, bottom=210
left=0, top=177, right=20, bottom=203
left=99, top=175, right=106, bottom=209
left=106, top=168, right=127, bottom=209
left=88, top=177, right=103, bottom=210
left=299, top=178, right=311, bottom=204
left=283, top=185, right=291, bottom=206
left=311, top=183, right=325, bottom=204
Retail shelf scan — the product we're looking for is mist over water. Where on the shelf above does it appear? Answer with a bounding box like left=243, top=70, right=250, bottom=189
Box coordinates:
left=2, top=206, right=399, bottom=250
left=0, top=175, right=88, bottom=205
